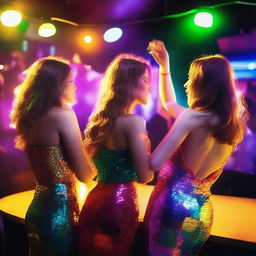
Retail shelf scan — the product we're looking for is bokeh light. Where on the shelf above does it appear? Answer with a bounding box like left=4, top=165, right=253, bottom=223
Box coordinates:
left=83, top=35, right=92, bottom=43
left=103, top=27, right=123, bottom=42
left=194, top=12, right=213, bottom=28
left=0, top=10, right=22, bottom=27
left=38, top=23, right=56, bottom=37
left=22, top=40, right=28, bottom=52
left=76, top=29, right=101, bottom=54
left=49, top=45, right=56, bottom=55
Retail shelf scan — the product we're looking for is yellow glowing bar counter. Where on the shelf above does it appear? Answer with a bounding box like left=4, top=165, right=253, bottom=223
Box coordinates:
left=0, top=181, right=256, bottom=244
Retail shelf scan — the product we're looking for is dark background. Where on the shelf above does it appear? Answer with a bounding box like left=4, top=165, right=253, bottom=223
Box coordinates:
left=0, top=1, right=256, bottom=255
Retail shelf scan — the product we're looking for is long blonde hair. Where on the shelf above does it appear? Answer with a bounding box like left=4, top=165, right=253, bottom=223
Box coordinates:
left=84, top=53, right=150, bottom=156
left=188, top=54, right=248, bottom=144
left=10, top=56, right=71, bottom=150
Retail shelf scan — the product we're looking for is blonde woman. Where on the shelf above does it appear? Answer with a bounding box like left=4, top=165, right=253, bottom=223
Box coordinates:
left=11, top=56, right=95, bottom=255
left=78, top=54, right=154, bottom=256
left=144, top=40, right=247, bottom=256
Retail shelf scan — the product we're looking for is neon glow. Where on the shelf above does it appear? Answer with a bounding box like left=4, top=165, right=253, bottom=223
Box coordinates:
left=194, top=12, right=213, bottom=28
left=230, top=60, right=256, bottom=79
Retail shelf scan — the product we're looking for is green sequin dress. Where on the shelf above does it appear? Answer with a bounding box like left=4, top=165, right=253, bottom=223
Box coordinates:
left=25, top=146, right=79, bottom=256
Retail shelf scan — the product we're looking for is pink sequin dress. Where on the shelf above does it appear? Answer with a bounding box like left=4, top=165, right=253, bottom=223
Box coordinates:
left=78, top=149, right=139, bottom=256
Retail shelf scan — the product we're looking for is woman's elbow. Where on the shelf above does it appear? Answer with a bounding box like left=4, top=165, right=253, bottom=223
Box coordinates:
left=75, top=171, right=88, bottom=183
left=137, top=171, right=154, bottom=184
left=150, top=158, right=162, bottom=172
left=75, top=166, right=96, bottom=183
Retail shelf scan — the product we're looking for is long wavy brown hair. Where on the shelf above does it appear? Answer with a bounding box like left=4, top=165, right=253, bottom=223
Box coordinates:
left=188, top=54, right=248, bottom=144
left=10, top=56, right=71, bottom=150
left=84, top=53, right=150, bottom=156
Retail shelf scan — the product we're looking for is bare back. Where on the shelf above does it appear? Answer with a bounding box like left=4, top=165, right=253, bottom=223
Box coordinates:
left=26, top=107, right=94, bottom=183
left=151, top=109, right=236, bottom=179
left=27, top=108, right=65, bottom=146
left=105, top=115, right=132, bottom=150
left=181, top=126, right=233, bottom=180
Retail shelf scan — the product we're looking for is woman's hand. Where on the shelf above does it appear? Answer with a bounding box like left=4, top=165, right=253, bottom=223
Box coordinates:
left=147, top=40, right=169, bottom=69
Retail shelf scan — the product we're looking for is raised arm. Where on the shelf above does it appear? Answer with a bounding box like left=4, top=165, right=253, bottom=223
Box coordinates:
left=125, top=116, right=154, bottom=184
left=151, top=109, right=204, bottom=171
left=56, top=108, right=96, bottom=183
left=147, top=40, right=185, bottom=119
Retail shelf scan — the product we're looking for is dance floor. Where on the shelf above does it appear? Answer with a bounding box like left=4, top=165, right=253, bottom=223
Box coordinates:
left=0, top=181, right=256, bottom=244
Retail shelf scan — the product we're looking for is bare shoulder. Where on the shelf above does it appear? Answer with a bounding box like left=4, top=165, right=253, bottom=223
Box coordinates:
left=47, top=107, right=76, bottom=120
left=116, top=114, right=146, bottom=132
left=46, top=107, right=78, bottom=128
left=177, top=109, right=215, bottom=129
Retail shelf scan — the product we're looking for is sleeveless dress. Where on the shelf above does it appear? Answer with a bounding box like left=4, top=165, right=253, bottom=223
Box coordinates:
left=144, top=148, right=223, bottom=256
left=78, top=148, right=139, bottom=256
left=25, top=146, right=79, bottom=256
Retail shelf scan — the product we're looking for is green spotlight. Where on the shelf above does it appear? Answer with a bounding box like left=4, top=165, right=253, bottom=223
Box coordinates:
left=194, top=12, right=213, bottom=27
left=18, top=19, right=29, bottom=32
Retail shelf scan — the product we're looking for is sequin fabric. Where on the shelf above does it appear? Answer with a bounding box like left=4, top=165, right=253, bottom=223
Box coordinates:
left=25, top=146, right=79, bottom=256
left=78, top=149, right=139, bottom=256
left=144, top=148, right=223, bottom=256
left=93, top=148, right=138, bottom=182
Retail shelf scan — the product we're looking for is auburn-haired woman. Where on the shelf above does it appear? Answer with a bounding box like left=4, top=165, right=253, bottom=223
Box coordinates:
left=11, top=56, right=95, bottom=256
left=78, top=54, right=154, bottom=256
left=144, top=40, right=247, bottom=256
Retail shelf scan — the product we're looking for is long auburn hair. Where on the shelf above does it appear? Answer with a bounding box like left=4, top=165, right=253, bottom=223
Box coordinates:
left=84, top=53, right=150, bottom=156
left=10, top=56, right=71, bottom=150
left=188, top=54, right=248, bottom=144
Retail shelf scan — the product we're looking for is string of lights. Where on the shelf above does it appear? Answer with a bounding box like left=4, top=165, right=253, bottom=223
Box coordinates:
left=1, top=1, right=256, bottom=27
left=0, top=1, right=255, bottom=42
left=70, top=1, right=256, bottom=27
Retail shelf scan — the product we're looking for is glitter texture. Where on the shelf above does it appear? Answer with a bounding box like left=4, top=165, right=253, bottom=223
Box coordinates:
left=93, top=148, right=138, bottom=183
left=78, top=149, right=139, bottom=256
left=144, top=148, right=223, bottom=256
left=25, top=146, right=79, bottom=256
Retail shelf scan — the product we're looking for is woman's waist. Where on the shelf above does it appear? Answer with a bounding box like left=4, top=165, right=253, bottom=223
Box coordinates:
left=156, top=177, right=212, bottom=199
left=34, top=182, right=77, bottom=197
left=89, top=181, right=138, bottom=200
left=96, top=180, right=136, bottom=187
left=96, top=169, right=138, bottom=182
left=158, top=166, right=213, bottom=195
left=92, top=181, right=137, bottom=195
left=32, top=170, right=77, bottom=186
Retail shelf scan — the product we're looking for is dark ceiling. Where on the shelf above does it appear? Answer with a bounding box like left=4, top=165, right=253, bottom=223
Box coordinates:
left=0, top=0, right=255, bottom=30
left=0, top=0, right=255, bottom=73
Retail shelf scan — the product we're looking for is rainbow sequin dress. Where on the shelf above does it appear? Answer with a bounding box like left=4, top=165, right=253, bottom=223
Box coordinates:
left=78, top=148, right=139, bottom=256
left=25, top=146, right=79, bottom=256
left=144, top=148, right=222, bottom=256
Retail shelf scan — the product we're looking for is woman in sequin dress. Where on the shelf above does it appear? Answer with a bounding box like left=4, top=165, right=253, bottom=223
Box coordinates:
left=144, top=40, right=248, bottom=256
left=10, top=56, right=95, bottom=256
left=78, top=54, right=154, bottom=256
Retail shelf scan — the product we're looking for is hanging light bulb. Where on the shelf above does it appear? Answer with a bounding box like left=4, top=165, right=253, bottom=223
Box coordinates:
left=1, top=10, right=22, bottom=27
left=194, top=12, right=213, bottom=28
left=83, top=35, right=92, bottom=43
left=103, top=27, right=123, bottom=43
left=38, top=23, right=56, bottom=37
